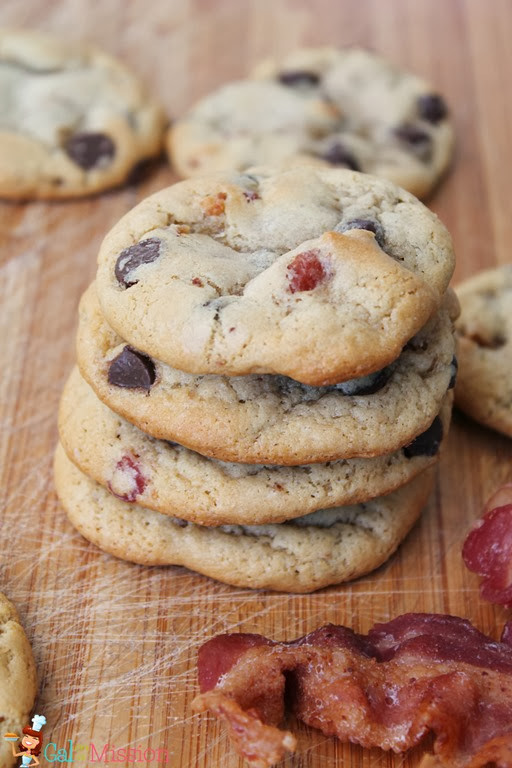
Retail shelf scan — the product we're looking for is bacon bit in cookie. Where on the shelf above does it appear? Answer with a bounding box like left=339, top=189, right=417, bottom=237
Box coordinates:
left=201, top=192, right=227, bottom=217
left=273, top=483, right=285, bottom=492
left=193, top=614, right=512, bottom=768
left=463, top=484, right=512, bottom=607
left=287, top=250, right=329, bottom=293
left=108, top=454, right=148, bottom=503
left=176, top=224, right=191, bottom=235
left=229, top=327, right=236, bottom=332
left=192, top=277, right=204, bottom=287
left=243, top=190, right=260, bottom=202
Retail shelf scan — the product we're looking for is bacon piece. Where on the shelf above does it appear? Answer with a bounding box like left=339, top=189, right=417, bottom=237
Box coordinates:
left=192, top=614, right=512, bottom=768
left=463, top=484, right=512, bottom=607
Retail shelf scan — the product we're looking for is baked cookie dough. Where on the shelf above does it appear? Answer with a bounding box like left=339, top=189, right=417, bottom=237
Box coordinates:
left=59, top=366, right=452, bottom=525
left=0, top=592, right=37, bottom=768
left=168, top=47, right=453, bottom=199
left=54, top=444, right=435, bottom=593
left=95, top=166, right=454, bottom=385
left=0, top=29, right=166, bottom=199
left=455, top=265, right=512, bottom=437
left=77, top=283, right=457, bottom=465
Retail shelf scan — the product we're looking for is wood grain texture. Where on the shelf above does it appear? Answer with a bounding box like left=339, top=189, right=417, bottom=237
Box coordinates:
left=1, top=1, right=511, bottom=766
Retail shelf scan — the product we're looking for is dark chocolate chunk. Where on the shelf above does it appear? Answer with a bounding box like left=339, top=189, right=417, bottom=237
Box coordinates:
left=418, top=94, right=448, bottom=124
left=335, top=366, right=393, bottom=396
left=115, top=238, right=162, bottom=288
left=466, top=331, right=506, bottom=350
left=448, top=356, right=458, bottom=389
left=108, top=346, right=156, bottom=391
left=278, top=70, right=320, bottom=87
left=335, top=218, right=385, bottom=249
left=395, top=124, right=432, bottom=161
left=403, top=416, right=443, bottom=458
left=65, top=132, right=115, bottom=170
left=321, top=143, right=360, bottom=171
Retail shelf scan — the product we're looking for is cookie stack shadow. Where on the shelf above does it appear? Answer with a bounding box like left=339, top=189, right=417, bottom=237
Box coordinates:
left=55, top=166, right=458, bottom=593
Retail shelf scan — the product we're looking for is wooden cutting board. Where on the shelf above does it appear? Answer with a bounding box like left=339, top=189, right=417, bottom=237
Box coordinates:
left=1, top=1, right=511, bottom=766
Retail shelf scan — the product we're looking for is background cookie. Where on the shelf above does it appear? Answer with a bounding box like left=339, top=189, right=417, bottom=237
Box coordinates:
left=455, top=265, right=512, bottom=437
left=168, top=47, right=454, bottom=199
left=77, top=283, right=456, bottom=465
left=0, top=29, right=166, bottom=199
left=0, top=593, right=37, bottom=768
left=59, top=366, right=452, bottom=525
left=54, top=444, right=435, bottom=593
left=95, top=166, right=454, bottom=384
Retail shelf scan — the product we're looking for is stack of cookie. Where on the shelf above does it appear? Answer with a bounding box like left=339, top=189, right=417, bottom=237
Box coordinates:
left=55, top=165, right=457, bottom=592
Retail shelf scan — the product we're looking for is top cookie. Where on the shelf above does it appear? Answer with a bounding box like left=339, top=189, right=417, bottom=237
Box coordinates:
left=455, top=265, right=512, bottom=438
left=168, top=47, right=454, bottom=199
left=95, top=166, right=454, bottom=385
left=0, top=29, right=166, bottom=199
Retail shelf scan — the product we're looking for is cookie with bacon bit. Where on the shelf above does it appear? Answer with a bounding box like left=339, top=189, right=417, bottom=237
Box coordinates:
left=54, top=443, right=435, bottom=592
left=168, top=47, right=453, bottom=200
left=95, top=165, right=454, bottom=386
left=455, top=264, right=512, bottom=437
left=0, top=593, right=37, bottom=768
left=76, top=283, right=456, bottom=465
left=58, top=366, right=453, bottom=525
left=0, top=29, right=166, bottom=199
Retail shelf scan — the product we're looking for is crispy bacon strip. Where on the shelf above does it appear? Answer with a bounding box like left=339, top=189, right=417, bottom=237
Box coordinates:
left=463, top=484, right=512, bottom=607
left=192, top=614, right=512, bottom=768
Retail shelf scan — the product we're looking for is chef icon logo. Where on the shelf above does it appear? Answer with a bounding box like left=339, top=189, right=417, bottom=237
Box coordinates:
left=3, top=714, right=46, bottom=767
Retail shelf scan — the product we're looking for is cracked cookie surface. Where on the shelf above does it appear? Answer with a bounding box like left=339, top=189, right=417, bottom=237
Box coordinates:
left=0, top=29, right=166, bottom=199
left=54, top=444, right=434, bottom=593
left=95, top=166, right=454, bottom=385
left=59, top=367, right=452, bottom=525
left=77, top=283, right=456, bottom=465
left=0, top=592, right=37, bottom=768
left=168, top=47, right=454, bottom=200
left=455, top=265, right=512, bottom=437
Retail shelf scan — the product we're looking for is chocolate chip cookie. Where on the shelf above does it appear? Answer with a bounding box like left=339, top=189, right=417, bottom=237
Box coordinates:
left=59, top=366, right=452, bottom=525
left=54, top=444, right=435, bottom=593
left=168, top=47, right=453, bottom=199
left=455, top=265, right=512, bottom=437
left=0, top=29, right=166, bottom=199
left=0, top=592, right=37, bottom=768
left=95, top=166, right=454, bottom=385
left=76, top=283, right=457, bottom=465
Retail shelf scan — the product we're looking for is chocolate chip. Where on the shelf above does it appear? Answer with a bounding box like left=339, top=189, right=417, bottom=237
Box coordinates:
left=467, top=332, right=506, bottom=350
left=403, top=416, right=443, bottom=458
left=322, top=143, right=360, bottom=171
left=127, top=156, right=162, bottom=185
left=114, top=238, right=162, bottom=288
left=394, top=124, right=432, bottom=161
left=108, top=346, right=156, bottom=391
left=278, top=70, right=320, bottom=87
left=418, top=94, right=447, bottom=124
left=448, top=356, right=458, bottom=389
left=335, top=218, right=385, bottom=249
left=65, top=132, right=115, bottom=170
left=335, top=366, right=392, bottom=396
